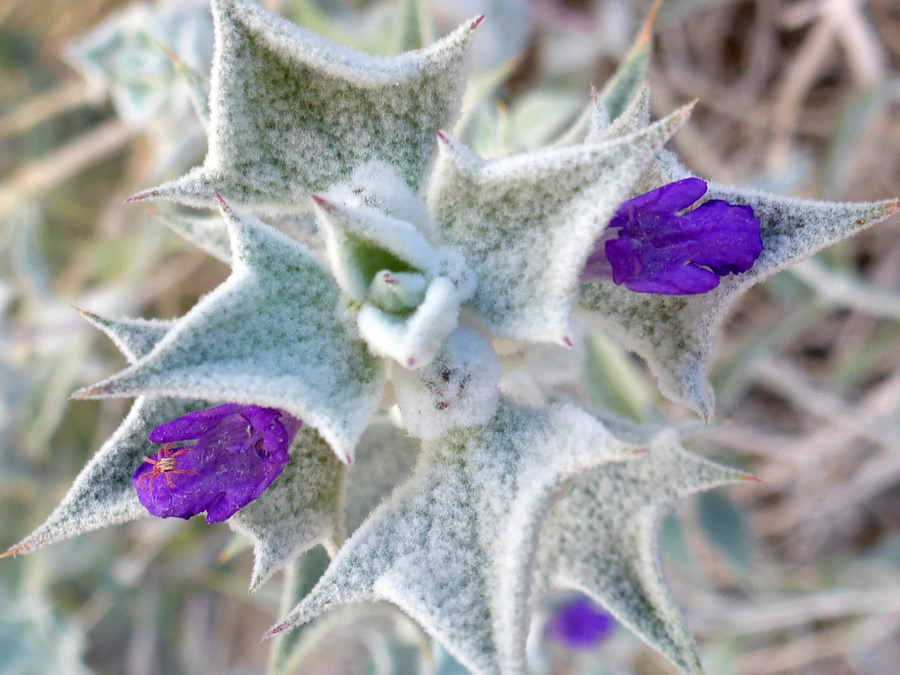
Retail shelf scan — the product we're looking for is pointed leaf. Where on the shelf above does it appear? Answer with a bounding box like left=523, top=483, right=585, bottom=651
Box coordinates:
left=133, top=0, right=481, bottom=211
left=9, top=316, right=346, bottom=587
left=344, top=418, right=419, bottom=535
left=76, top=310, right=175, bottom=364
left=0, top=313, right=194, bottom=556
left=595, top=0, right=661, bottom=122
left=230, top=425, right=346, bottom=591
left=586, top=81, right=650, bottom=143
left=1, top=396, right=202, bottom=558
left=75, top=201, right=384, bottom=463
left=266, top=548, right=331, bottom=675
left=538, top=425, right=752, bottom=674
left=268, top=401, right=642, bottom=675
left=553, top=0, right=660, bottom=146
left=155, top=212, right=231, bottom=262
left=427, top=106, right=692, bottom=344
left=581, top=149, right=900, bottom=417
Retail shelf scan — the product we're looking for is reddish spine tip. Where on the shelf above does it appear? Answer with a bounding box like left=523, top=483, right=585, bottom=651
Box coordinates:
left=436, top=130, right=449, bottom=144
left=471, top=15, right=485, bottom=30
left=562, top=336, right=574, bottom=348
left=214, top=191, right=237, bottom=219
left=407, top=358, right=416, bottom=368
left=125, top=191, right=155, bottom=204
left=886, top=200, right=900, bottom=215
left=743, top=475, right=765, bottom=484
left=633, top=448, right=650, bottom=456
left=263, top=627, right=284, bottom=640
left=1, top=545, right=25, bottom=559
left=311, top=194, right=338, bottom=214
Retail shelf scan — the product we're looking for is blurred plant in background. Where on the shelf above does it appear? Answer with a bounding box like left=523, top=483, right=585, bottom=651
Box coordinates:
left=1, top=0, right=899, bottom=673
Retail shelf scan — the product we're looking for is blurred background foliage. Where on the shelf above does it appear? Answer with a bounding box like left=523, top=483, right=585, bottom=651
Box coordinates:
left=1, top=0, right=900, bottom=673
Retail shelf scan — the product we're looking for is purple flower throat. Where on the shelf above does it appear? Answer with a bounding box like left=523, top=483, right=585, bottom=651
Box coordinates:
left=133, top=403, right=302, bottom=523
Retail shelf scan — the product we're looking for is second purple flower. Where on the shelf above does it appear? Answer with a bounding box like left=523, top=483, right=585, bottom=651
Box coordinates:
left=582, top=178, right=763, bottom=295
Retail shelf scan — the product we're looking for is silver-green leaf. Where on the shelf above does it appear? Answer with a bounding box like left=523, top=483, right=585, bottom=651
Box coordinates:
left=230, top=426, right=346, bottom=591
left=537, top=423, right=753, bottom=674
left=8, top=313, right=347, bottom=589
left=427, top=106, right=692, bottom=345
left=267, top=401, right=642, bottom=675
left=581, top=149, right=899, bottom=418
left=131, top=0, right=481, bottom=212
left=3, top=314, right=199, bottom=557
left=74, top=200, right=384, bottom=464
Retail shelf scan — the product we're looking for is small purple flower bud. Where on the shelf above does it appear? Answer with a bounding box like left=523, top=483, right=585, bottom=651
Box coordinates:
left=582, top=178, right=763, bottom=295
left=548, top=597, right=615, bottom=650
left=133, top=404, right=302, bottom=523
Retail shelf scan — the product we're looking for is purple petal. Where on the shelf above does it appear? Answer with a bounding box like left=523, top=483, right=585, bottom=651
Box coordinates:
left=624, top=262, right=721, bottom=295
left=132, top=440, right=290, bottom=523
left=618, top=177, right=707, bottom=216
left=588, top=178, right=763, bottom=296
left=548, top=597, right=615, bottom=650
left=681, top=200, right=763, bottom=275
left=149, top=403, right=244, bottom=443
left=136, top=404, right=304, bottom=523
left=605, top=237, right=643, bottom=285
left=265, top=425, right=291, bottom=460
left=199, top=413, right=252, bottom=453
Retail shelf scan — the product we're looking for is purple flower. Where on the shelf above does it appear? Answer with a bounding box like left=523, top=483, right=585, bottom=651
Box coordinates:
left=548, top=597, right=615, bottom=650
left=133, top=404, right=302, bottom=523
left=582, top=178, right=763, bottom=295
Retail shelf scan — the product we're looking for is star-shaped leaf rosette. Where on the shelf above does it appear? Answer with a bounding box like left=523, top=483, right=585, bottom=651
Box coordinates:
left=7, top=1, right=899, bottom=674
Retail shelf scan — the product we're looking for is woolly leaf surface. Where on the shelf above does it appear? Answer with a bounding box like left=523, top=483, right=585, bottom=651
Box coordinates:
left=343, top=418, right=419, bottom=535
left=268, top=401, right=642, bottom=675
left=427, top=107, right=691, bottom=344
left=2, top=396, right=202, bottom=558
left=77, top=311, right=175, bottom=364
left=581, top=149, right=900, bottom=418
left=537, top=426, right=750, bottom=674
left=156, top=212, right=231, bottom=262
left=75, top=201, right=384, bottom=464
left=230, top=425, right=346, bottom=591
left=156, top=210, right=323, bottom=261
left=357, top=276, right=462, bottom=369
left=391, top=326, right=501, bottom=440
left=586, top=81, right=650, bottom=144
left=134, top=0, right=479, bottom=211
left=3, top=316, right=193, bottom=557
